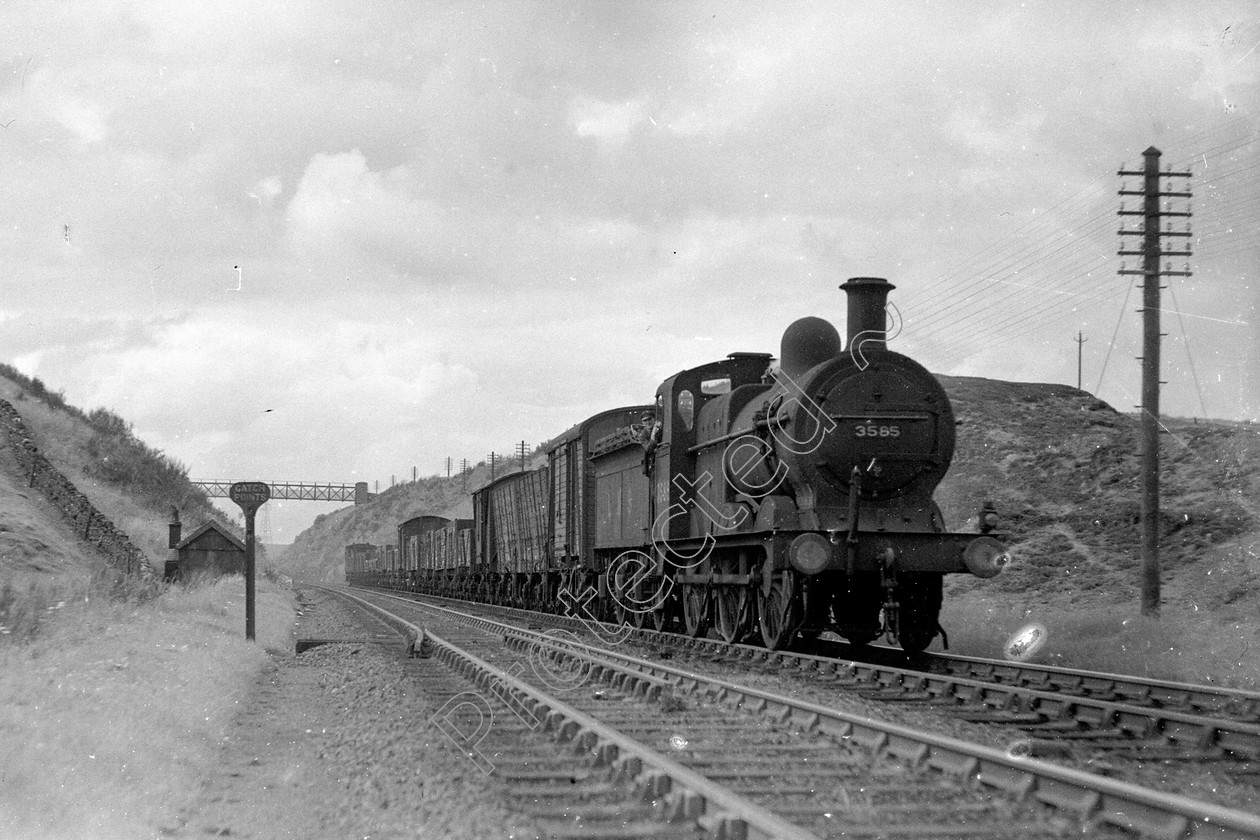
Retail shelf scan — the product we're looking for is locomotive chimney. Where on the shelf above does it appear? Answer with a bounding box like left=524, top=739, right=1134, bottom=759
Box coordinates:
left=840, top=276, right=895, bottom=352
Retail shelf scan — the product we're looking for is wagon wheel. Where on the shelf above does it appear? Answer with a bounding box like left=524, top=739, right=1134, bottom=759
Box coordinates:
left=610, top=563, right=642, bottom=626
left=558, top=569, right=585, bottom=617
left=682, top=584, right=710, bottom=638
left=612, top=597, right=631, bottom=626
left=758, top=569, right=801, bottom=650
left=650, top=586, right=676, bottom=632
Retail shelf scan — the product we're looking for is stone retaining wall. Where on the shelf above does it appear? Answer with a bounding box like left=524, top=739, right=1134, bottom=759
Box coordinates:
left=0, top=398, right=154, bottom=578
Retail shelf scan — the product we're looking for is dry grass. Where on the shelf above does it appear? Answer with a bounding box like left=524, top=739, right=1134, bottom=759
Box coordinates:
left=0, top=575, right=295, bottom=840
left=941, top=593, right=1260, bottom=691
left=0, top=568, right=154, bottom=643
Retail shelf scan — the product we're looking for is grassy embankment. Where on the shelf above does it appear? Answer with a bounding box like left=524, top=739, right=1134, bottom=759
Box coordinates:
left=937, top=378, right=1259, bottom=689
left=0, top=575, right=294, bottom=840
left=0, top=366, right=296, bottom=838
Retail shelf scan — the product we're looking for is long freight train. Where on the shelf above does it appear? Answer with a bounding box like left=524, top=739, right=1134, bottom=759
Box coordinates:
left=345, top=278, right=1009, bottom=653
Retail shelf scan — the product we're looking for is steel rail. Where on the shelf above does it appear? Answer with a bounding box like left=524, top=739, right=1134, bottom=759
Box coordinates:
left=325, top=586, right=824, bottom=840
left=710, top=646, right=1260, bottom=760
left=885, top=646, right=1260, bottom=719
left=364, top=587, right=1260, bottom=754
left=358, top=588, right=1260, bottom=840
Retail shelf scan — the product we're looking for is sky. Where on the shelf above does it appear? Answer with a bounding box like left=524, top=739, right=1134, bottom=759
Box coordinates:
left=2, top=1, right=1257, bottom=542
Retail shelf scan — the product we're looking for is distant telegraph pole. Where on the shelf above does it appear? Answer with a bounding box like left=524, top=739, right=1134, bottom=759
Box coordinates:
left=516, top=440, right=529, bottom=472
left=1075, top=331, right=1087, bottom=390
left=1118, top=147, right=1193, bottom=618
left=487, top=451, right=498, bottom=481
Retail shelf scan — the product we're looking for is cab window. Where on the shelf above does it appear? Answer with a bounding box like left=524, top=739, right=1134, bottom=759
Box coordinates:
left=677, top=389, right=695, bottom=431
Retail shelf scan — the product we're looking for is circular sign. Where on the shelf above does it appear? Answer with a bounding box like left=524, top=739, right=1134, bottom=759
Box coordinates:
left=229, top=481, right=271, bottom=510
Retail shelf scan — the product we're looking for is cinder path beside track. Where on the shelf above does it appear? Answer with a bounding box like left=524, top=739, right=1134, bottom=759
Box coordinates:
left=164, top=655, right=346, bottom=838
left=162, top=586, right=534, bottom=840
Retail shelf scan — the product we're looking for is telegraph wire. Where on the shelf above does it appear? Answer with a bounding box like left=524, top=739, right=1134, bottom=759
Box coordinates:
left=1167, top=283, right=1209, bottom=419
left=907, top=179, right=1116, bottom=316
left=908, top=198, right=1118, bottom=332
left=915, top=132, right=1253, bottom=348
left=914, top=122, right=1251, bottom=312
left=1095, top=277, right=1137, bottom=394
left=879, top=118, right=1255, bottom=402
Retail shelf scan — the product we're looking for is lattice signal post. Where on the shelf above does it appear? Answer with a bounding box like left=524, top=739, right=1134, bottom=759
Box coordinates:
left=1118, top=146, right=1192, bottom=617
left=194, top=480, right=371, bottom=505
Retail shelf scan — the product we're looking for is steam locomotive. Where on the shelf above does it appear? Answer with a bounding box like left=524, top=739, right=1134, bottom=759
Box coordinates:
left=346, top=277, right=1008, bottom=653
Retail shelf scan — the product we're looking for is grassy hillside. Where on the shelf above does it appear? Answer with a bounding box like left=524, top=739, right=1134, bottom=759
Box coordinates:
left=937, top=376, right=1258, bottom=611
left=934, top=376, right=1258, bottom=686
left=0, top=366, right=238, bottom=638
left=0, top=366, right=227, bottom=559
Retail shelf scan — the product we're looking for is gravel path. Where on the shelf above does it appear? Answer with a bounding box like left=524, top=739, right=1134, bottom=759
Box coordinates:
left=164, top=586, right=535, bottom=840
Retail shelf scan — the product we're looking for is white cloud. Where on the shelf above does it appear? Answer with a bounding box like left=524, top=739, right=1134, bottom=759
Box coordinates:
left=570, top=96, right=654, bottom=147
left=250, top=175, right=283, bottom=207
left=284, top=150, right=501, bottom=281
left=25, top=63, right=112, bottom=146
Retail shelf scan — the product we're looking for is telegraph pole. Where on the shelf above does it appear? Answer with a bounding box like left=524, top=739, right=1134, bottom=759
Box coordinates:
left=1075, top=331, right=1087, bottom=390
left=487, top=451, right=498, bottom=481
left=516, top=440, right=529, bottom=472
left=1118, top=147, right=1192, bottom=617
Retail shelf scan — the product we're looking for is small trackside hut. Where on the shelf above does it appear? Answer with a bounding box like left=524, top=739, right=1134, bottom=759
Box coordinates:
left=165, top=520, right=246, bottom=582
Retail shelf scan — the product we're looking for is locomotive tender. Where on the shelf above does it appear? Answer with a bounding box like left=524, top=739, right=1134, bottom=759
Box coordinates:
left=346, top=278, right=1008, bottom=653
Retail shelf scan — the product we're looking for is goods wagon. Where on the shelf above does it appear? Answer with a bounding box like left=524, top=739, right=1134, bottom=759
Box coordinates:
left=547, top=405, right=653, bottom=615
left=344, top=543, right=381, bottom=581
left=399, top=515, right=449, bottom=591
left=473, top=467, right=549, bottom=608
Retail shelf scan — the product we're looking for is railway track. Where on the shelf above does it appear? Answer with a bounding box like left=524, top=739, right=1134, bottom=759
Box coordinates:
left=838, top=642, right=1260, bottom=726
left=328, top=585, right=1260, bottom=839
left=363, top=588, right=1260, bottom=766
